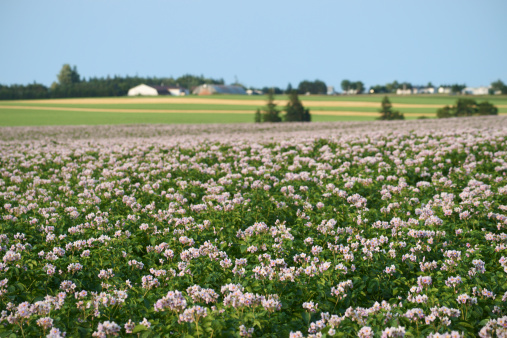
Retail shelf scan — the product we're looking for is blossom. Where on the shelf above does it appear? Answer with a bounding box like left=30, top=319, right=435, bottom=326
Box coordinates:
left=92, top=321, right=121, bottom=337
left=358, top=326, right=374, bottom=338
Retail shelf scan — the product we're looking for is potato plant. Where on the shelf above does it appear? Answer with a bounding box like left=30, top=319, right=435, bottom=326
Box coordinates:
left=0, top=119, right=506, bottom=337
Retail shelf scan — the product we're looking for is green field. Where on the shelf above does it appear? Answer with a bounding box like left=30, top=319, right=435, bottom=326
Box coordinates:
left=0, top=94, right=506, bottom=126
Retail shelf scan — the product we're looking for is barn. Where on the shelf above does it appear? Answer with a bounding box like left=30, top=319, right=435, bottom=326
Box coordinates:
left=192, top=84, right=246, bottom=95
left=127, top=84, right=189, bottom=96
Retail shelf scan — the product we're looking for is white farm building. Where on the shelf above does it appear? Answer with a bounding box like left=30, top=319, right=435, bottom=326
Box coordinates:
left=462, top=86, right=490, bottom=95
left=127, top=84, right=189, bottom=96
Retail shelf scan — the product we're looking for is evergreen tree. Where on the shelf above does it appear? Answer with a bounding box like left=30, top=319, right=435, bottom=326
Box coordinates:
left=477, top=101, right=498, bottom=115
left=378, top=96, right=404, bottom=120
left=491, top=79, right=507, bottom=94
left=436, top=105, right=453, bottom=118
left=284, top=90, right=310, bottom=122
left=454, top=98, right=477, bottom=116
left=261, top=89, right=281, bottom=122
left=57, top=64, right=80, bottom=85
left=302, top=108, right=311, bottom=122
left=437, top=99, right=498, bottom=118
left=254, top=109, right=261, bottom=123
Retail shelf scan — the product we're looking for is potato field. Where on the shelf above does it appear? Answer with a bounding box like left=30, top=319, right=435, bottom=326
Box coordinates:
left=0, top=118, right=506, bottom=337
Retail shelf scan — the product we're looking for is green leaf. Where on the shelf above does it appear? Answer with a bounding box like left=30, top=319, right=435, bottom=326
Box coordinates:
left=478, top=319, right=490, bottom=326
left=303, top=312, right=311, bottom=324
left=458, top=322, right=474, bottom=329
left=132, top=325, right=147, bottom=334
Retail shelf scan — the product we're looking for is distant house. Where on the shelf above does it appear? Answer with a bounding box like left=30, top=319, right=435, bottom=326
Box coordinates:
left=327, top=86, right=336, bottom=95
left=343, top=89, right=359, bottom=95
left=396, top=86, right=435, bottom=95
left=246, top=89, right=263, bottom=95
left=396, top=88, right=412, bottom=95
left=192, top=84, right=246, bottom=95
left=462, top=86, right=490, bottom=95
left=127, top=84, right=189, bottom=96
left=438, top=87, right=452, bottom=94
left=413, top=87, right=435, bottom=94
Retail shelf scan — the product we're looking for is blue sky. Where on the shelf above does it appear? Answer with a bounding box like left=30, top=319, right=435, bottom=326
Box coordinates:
left=1, top=0, right=506, bottom=90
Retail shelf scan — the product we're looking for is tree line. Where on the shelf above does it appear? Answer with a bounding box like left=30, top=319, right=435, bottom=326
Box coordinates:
left=0, top=64, right=224, bottom=100
left=2, top=64, right=507, bottom=100
left=377, top=96, right=498, bottom=120
left=369, top=80, right=507, bottom=94
left=437, top=99, right=498, bottom=118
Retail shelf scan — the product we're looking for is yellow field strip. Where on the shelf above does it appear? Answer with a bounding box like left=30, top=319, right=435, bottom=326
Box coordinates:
left=6, top=97, right=496, bottom=109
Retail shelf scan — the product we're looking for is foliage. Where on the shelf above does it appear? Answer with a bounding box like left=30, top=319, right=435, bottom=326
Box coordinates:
left=451, top=84, right=466, bottom=94
left=297, top=80, right=327, bottom=95
left=437, top=98, right=498, bottom=118
left=284, top=90, right=311, bottom=122
left=57, top=64, right=81, bottom=86
left=0, top=65, right=225, bottom=100
left=261, top=87, right=283, bottom=95
left=0, top=83, right=49, bottom=100
left=254, top=109, right=262, bottom=123
left=385, top=81, right=400, bottom=93
left=340, top=80, right=365, bottom=94
left=340, top=80, right=351, bottom=92
left=370, top=81, right=415, bottom=94
left=491, top=79, right=507, bottom=94
left=378, top=96, right=405, bottom=120
left=368, top=85, right=389, bottom=94
left=0, top=120, right=507, bottom=337
left=260, top=89, right=282, bottom=122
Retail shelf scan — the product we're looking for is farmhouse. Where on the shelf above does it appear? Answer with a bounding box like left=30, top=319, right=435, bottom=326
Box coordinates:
left=462, top=86, right=490, bottom=95
left=192, top=84, right=246, bottom=95
left=396, top=86, right=435, bottom=95
left=438, top=86, right=452, bottom=94
left=127, top=84, right=189, bottom=96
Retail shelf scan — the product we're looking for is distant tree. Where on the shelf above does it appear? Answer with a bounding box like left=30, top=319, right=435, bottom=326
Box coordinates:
left=385, top=81, right=400, bottom=93
left=285, top=83, right=293, bottom=94
left=342, top=80, right=364, bottom=94
left=261, top=89, right=281, bottom=122
left=477, top=101, right=498, bottom=115
left=176, top=74, right=224, bottom=90
left=369, top=85, right=388, bottom=94
left=378, top=96, right=404, bottom=120
left=57, top=64, right=80, bottom=85
left=0, top=82, right=49, bottom=100
left=454, top=98, right=477, bottom=116
left=302, top=109, right=311, bottom=122
left=436, top=105, right=453, bottom=118
left=427, top=82, right=434, bottom=88
left=450, top=84, right=466, bottom=94
left=298, top=80, right=327, bottom=95
left=261, top=87, right=283, bottom=95
left=399, top=82, right=413, bottom=90
left=355, top=81, right=365, bottom=94
left=312, top=80, right=327, bottom=95
left=491, top=79, right=507, bottom=94
left=341, top=80, right=351, bottom=92
left=254, top=109, right=262, bottom=123
left=436, top=98, right=498, bottom=118
left=284, top=90, right=310, bottom=122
